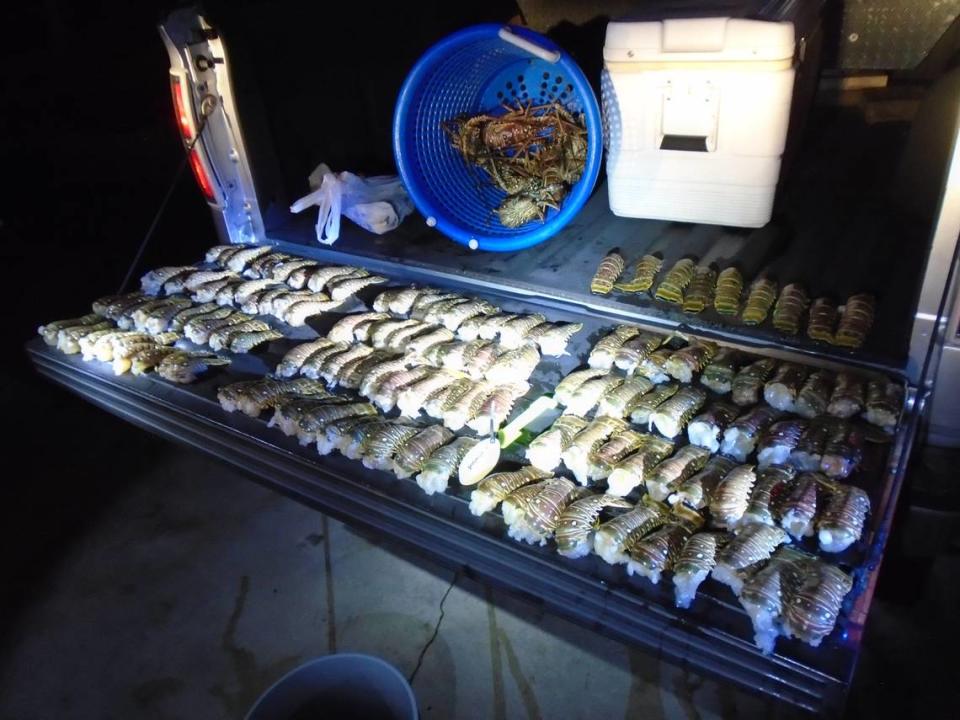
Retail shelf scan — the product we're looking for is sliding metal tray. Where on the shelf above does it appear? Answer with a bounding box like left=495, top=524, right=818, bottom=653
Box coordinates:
left=26, top=246, right=921, bottom=716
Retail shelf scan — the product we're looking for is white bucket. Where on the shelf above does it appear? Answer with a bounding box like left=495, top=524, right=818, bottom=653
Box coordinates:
left=246, top=654, right=418, bottom=720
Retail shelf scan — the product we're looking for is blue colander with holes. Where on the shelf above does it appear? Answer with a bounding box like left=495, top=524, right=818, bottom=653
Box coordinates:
left=393, top=24, right=602, bottom=252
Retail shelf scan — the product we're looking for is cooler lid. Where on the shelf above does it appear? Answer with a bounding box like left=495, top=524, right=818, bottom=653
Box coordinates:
left=604, top=18, right=795, bottom=63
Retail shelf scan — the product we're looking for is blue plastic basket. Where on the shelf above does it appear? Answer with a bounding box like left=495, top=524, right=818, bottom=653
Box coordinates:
left=393, top=24, right=602, bottom=252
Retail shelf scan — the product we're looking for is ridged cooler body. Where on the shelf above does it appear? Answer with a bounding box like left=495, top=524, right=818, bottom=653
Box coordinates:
left=603, top=18, right=797, bottom=228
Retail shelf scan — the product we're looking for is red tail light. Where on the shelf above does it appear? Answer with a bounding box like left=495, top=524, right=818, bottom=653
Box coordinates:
left=169, top=75, right=194, bottom=141
left=169, top=74, right=217, bottom=203
left=188, top=148, right=217, bottom=202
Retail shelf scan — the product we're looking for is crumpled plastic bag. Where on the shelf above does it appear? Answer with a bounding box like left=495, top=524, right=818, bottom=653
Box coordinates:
left=289, top=163, right=414, bottom=245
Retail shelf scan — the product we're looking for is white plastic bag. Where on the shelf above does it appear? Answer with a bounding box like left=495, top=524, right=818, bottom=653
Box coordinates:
left=289, top=163, right=413, bottom=245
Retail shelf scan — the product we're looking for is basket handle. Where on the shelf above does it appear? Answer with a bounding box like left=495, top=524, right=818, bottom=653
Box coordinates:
left=498, top=27, right=560, bottom=63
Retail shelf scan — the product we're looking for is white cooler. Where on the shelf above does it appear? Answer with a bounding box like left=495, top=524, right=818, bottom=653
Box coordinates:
left=602, top=17, right=797, bottom=228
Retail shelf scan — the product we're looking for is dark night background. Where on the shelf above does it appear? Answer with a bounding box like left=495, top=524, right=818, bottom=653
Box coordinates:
left=0, top=0, right=525, bottom=653
left=1, top=1, right=216, bottom=631
left=1, top=2, right=958, bottom=717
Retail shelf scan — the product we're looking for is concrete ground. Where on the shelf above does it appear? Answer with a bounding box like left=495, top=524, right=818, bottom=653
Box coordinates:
left=1, top=385, right=958, bottom=720
left=0, top=440, right=779, bottom=720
